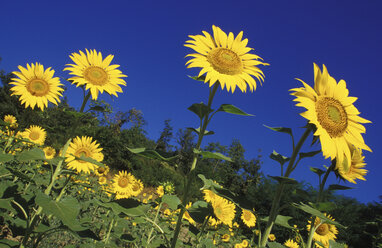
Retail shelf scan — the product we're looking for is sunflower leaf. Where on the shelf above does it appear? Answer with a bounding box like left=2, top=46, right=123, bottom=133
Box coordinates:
left=299, top=150, right=321, bottom=159
left=217, top=104, right=253, bottom=116
left=268, top=176, right=298, bottom=185
left=267, top=242, right=285, bottom=248
left=310, top=167, right=326, bottom=176
left=187, top=127, right=215, bottom=136
left=264, top=125, right=293, bottom=136
left=162, top=195, right=181, bottom=210
left=188, top=102, right=213, bottom=120
left=328, top=184, right=354, bottom=191
left=127, top=147, right=178, bottom=162
left=194, top=149, right=232, bottom=162
left=262, top=215, right=294, bottom=229
left=0, top=153, right=14, bottom=163
left=188, top=201, right=213, bottom=224
left=188, top=75, right=206, bottom=82
left=16, top=148, right=45, bottom=162
left=270, top=150, right=290, bottom=166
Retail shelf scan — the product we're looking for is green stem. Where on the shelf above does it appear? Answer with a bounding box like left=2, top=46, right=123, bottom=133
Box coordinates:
left=146, top=202, right=162, bottom=248
left=170, top=83, right=219, bottom=248
left=260, top=127, right=312, bottom=247
left=306, top=221, right=320, bottom=248
left=317, top=160, right=335, bottom=202
left=197, top=215, right=210, bottom=244
left=104, top=217, right=115, bottom=244
left=79, top=91, right=91, bottom=113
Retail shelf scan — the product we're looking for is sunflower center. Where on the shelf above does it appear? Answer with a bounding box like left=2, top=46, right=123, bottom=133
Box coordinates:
left=84, top=66, right=108, bottom=86
left=27, top=79, right=50, bottom=97
left=75, top=148, right=91, bottom=163
left=29, top=131, right=40, bottom=141
left=316, top=97, right=348, bottom=137
left=207, top=48, right=242, bottom=75
left=243, top=211, right=252, bottom=221
left=97, top=167, right=105, bottom=174
left=316, top=223, right=330, bottom=235
left=118, top=177, right=129, bottom=188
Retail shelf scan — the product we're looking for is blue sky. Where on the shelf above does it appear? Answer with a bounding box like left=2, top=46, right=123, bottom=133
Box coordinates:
left=1, top=0, right=381, bottom=203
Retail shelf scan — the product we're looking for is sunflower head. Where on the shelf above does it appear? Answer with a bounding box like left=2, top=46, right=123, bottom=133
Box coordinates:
left=211, top=195, right=236, bottom=226
left=335, top=145, right=367, bottom=184
left=64, top=49, right=127, bottom=100
left=4, top=115, right=18, bottom=129
left=10, top=63, right=64, bottom=111
left=22, top=125, right=46, bottom=146
left=112, top=171, right=137, bottom=199
left=156, top=185, right=164, bottom=197
left=94, top=165, right=110, bottom=177
left=241, top=208, right=256, bottom=228
left=290, top=63, right=371, bottom=170
left=43, top=146, right=56, bottom=159
left=185, top=25, right=268, bottom=93
left=307, top=213, right=338, bottom=247
left=284, top=239, right=299, bottom=248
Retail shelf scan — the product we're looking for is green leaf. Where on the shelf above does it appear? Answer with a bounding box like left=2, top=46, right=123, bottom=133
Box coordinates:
left=0, top=198, right=14, bottom=212
left=127, top=147, right=178, bottom=162
left=217, top=104, right=253, bottom=116
left=310, top=167, right=326, bottom=176
left=187, top=127, right=214, bottom=136
left=75, top=155, right=105, bottom=167
left=194, top=149, right=232, bottom=162
left=162, top=195, right=181, bottom=210
left=16, top=148, right=45, bottom=162
left=328, top=184, right=354, bottom=191
left=299, top=150, right=321, bottom=159
left=329, top=240, right=347, bottom=248
left=313, top=202, right=337, bottom=212
left=267, top=242, right=286, bottom=248
left=269, top=150, right=290, bottom=166
left=262, top=215, right=294, bottom=229
left=35, top=193, right=85, bottom=231
left=0, top=239, right=19, bottom=248
left=88, top=106, right=105, bottom=112
left=188, top=201, right=213, bottom=224
left=94, top=198, right=149, bottom=217
left=188, top=102, right=213, bottom=119
left=268, top=176, right=298, bottom=185
left=188, top=75, right=206, bottom=82
left=292, top=202, right=345, bottom=228
left=264, top=125, right=292, bottom=136
left=0, top=153, right=14, bottom=163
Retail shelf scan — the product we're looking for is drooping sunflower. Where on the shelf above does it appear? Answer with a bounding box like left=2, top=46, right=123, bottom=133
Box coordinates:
left=183, top=202, right=196, bottom=225
left=211, top=195, right=236, bottom=226
left=185, top=25, right=268, bottom=93
left=241, top=208, right=256, bottom=228
left=4, top=115, right=18, bottom=128
left=22, top=125, right=46, bottom=145
left=64, top=49, right=127, bottom=100
left=43, top=146, right=56, bottom=159
left=10, top=63, right=64, bottom=110
left=112, top=171, right=136, bottom=199
left=290, top=63, right=371, bottom=171
left=65, top=136, right=104, bottom=174
left=336, top=145, right=367, bottom=184
left=307, top=213, right=338, bottom=248
left=284, top=239, right=299, bottom=248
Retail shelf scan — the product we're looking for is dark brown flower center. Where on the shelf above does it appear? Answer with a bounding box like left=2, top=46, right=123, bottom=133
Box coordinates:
left=316, top=223, right=330, bottom=235
left=118, top=177, right=129, bottom=188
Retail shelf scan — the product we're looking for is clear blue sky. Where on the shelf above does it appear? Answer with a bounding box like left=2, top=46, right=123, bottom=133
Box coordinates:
left=1, top=0, right=381, bottom=203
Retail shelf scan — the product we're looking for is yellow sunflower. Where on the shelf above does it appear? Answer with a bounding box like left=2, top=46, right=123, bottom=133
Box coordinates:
left=43, top=146, right=56, bottom=159
left=284, top=239, right=299, bottom=248
left=211, top=195, right=236, bottom=226
left=268, top=234, right=276, bottom=241
left=307, top=213, right=338, bottom=248
left=4, top=115, right=18, bottom=128
left=156, top=185, right=164, bottom=197
left=185, top=25, right=268, bottom=93
left=336, top=145, right=367, bottom=184
left=221, top=233, right=230, bottom=242
left=22, top=125, right=46, bottom=145
left=241, top=240, right=249, bottom=248
left=99, top=176, right=107, bottom=185
left=290, top=63, right=371, bottom=171
left=241, top=208, right=256, bottom=228
left=183, top=202, right=196, bottom=225
left=64, top=49, right=127, bottom=100
left=203, top=189, right=217, bottom=203
left=94, top=165, right=110, bottom=177
left=112, top=171, right=136, bottom=199
left=131, top=179, right=144, bottom=197
left=65, top=136, right=104, bottom=174
left=10, top=63, right=64, bottom=110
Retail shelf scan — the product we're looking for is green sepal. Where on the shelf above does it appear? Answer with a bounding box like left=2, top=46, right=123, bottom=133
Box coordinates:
left=262, top=215, right=294, bottom=229
left=217, top=104, right=253, bottom=116
left=194, top=149, right=232, bottom=162
left=269, top=176, right=298, bottom=185
left=270, top=150, right=290, bottom=166
left=188, top=75, right=206, bottom=82
left=162, top=194, right=181, bottom=210
left=187, top=127, right=214, bottom=136
left=188, top=102, right=213, bottom=120
left=310, top=167, right=326, bottom=176
left=292, top=202, right=345, bottom=228
left=127, top=147, right=178, bottom=162
left=328, top=184, right=354, bottom=191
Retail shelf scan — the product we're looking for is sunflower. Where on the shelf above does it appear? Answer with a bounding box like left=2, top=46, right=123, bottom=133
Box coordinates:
left=203, top=189, right=217, bottom=203
left=307, top=213, right=338, bottom=248
left=112, top=171, right=136, bottom=199
left=221, top=233, right=230, bottom=242
left=268, top=234, right=276, bottom=241
left=64, top=49, right=127, bottom=100
left=156, top=185, right=164, bottom=197
left=43, top=146, right=56, bottom=159
left=22, top=125, right=46, bottom=145
left=290, top=63, right=371, bottom=171
left=241, top=240, right=249, bottom=248
left=284, top=239, right=299, bottom=248
left=65, top=136, right=104, bottom=174
left=4, top=115, right=18, bottom=128
left=336, top=145, right=367, bottom=184
left=131, top=179, right=144, bottom=197
left=241, top=208, right=256, bottom=228
left=99, top=176, right=107, bottom=185
left=10, top=63, right=64, bottom=110
left=183, top=202, right=196, bottom=225
left=185, top=25, right=268, bottom=93
left=94, top=165, right=110, bottom=177
left=211, top=195, right=236, bottom=226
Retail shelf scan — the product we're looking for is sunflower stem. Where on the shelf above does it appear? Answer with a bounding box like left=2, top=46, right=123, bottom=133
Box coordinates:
left=260, top=127, right=312, bottom=247
left=170, top=83, right=219, bottom=248
left=146, top=202, right=162, bottom=248
left=79, top=91, right=91, bottom=113
left=317, top=160, right=335, bottom=202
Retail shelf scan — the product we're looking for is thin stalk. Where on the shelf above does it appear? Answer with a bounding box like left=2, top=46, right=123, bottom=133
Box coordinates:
left=317, top=160, right=335, bottom=202
left=146, top=202, right=162, bottom=248
left=79, top=91, right=91, bottom=113
left=170, top=83, right=219, bottom=248
left=104, top=217, right=115, bottom=244
left=260, top=127, right=312, bottom=247
left=197, top=214, right=210, bottom=244
left=306, top=221, right=320, bottom=248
